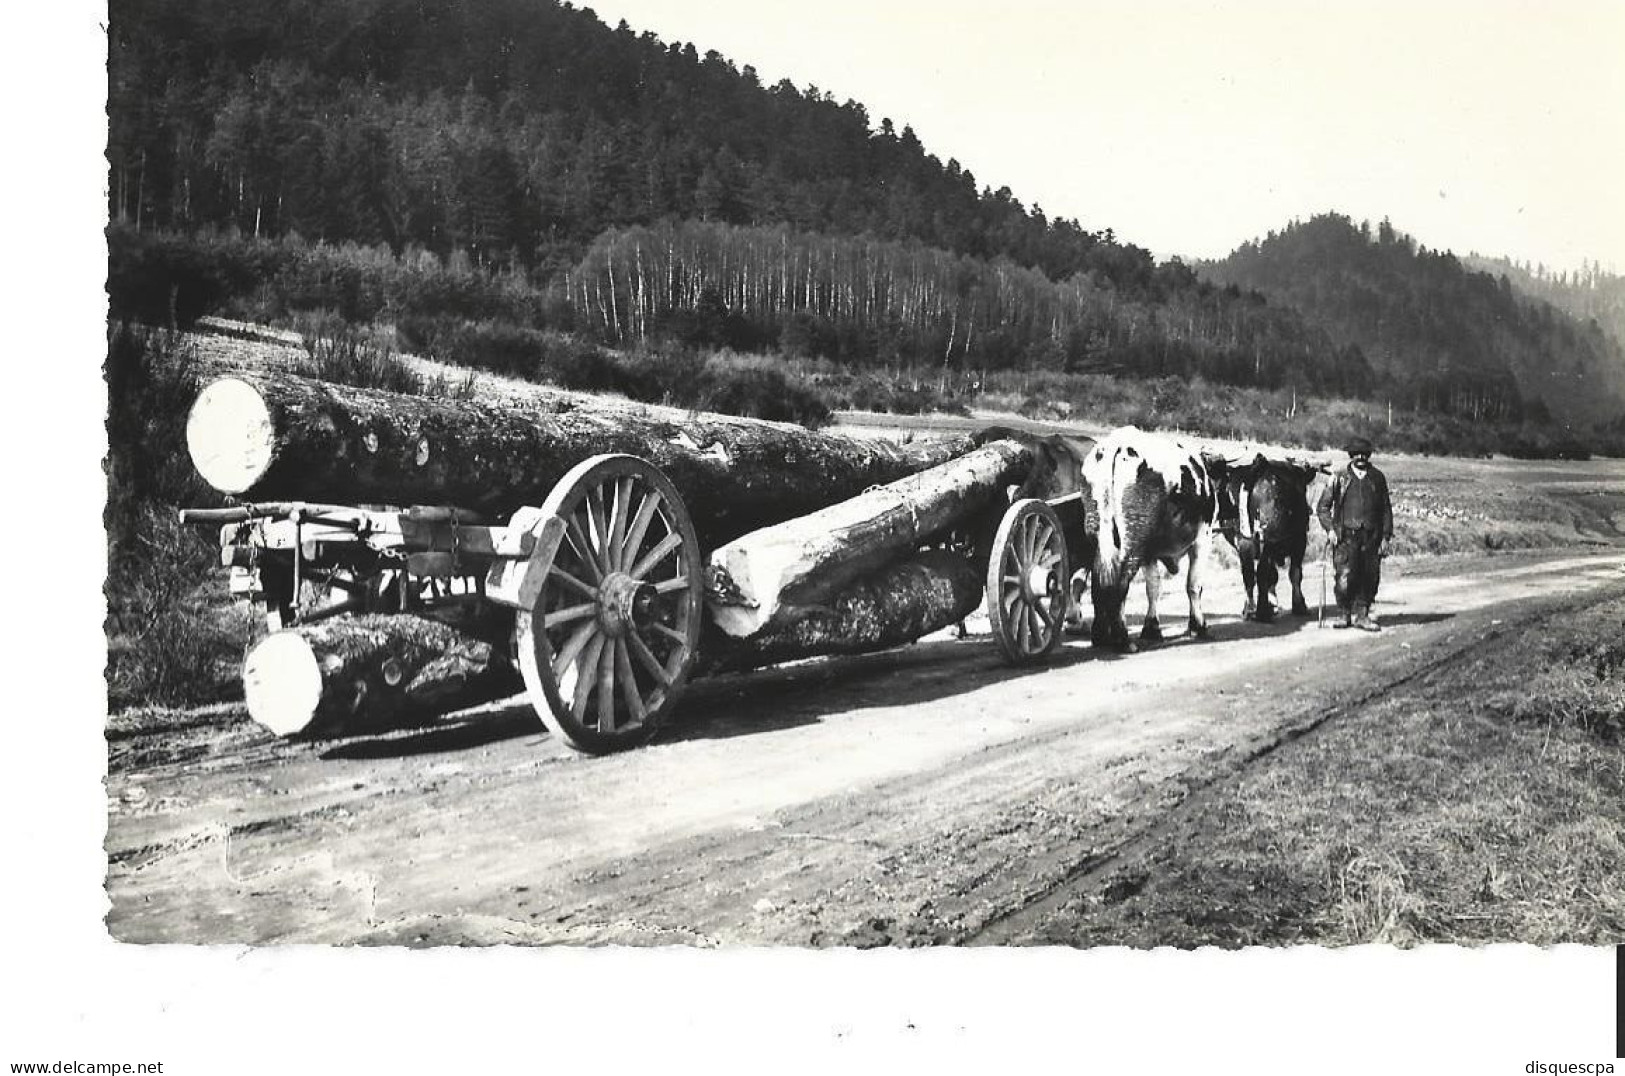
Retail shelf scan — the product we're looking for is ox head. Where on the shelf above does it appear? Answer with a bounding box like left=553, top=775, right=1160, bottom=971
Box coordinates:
left=1227, top=454, right=1322, bottom=554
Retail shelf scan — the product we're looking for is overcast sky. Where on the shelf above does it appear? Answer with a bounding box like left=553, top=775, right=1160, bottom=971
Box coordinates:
left=585, top=0, right=1625, bottom=271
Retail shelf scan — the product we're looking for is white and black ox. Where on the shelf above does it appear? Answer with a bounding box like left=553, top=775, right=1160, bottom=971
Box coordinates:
left=1217, top=454, right=1324, bottom=622
left=1005, top=425, right=1231, bottom=653
left=1076, top=427, right=1235, bottom=651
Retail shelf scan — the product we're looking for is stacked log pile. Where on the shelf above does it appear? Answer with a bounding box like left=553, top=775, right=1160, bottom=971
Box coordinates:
left=187, top=369, right=1043, bottom=739
left=186, top=371, right=971, bottom=549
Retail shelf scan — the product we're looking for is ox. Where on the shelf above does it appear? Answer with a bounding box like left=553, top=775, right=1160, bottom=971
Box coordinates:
left=1218, top=454, right=1324, bottom=622
left=969, top=425, right=1234, bottom=650
left=1074, top=426, right=1231, bottom=652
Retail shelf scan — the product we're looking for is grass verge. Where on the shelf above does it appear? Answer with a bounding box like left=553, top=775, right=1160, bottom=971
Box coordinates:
left=105, top=324, right=255, bottom=709
left=1020, top=589, right=1625, bottom=947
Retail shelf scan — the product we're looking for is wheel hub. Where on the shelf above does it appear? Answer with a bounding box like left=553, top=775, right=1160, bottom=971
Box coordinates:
left=1024, top=563, right=1058, bottom=600
left=597, top=572, right=656, bottom=638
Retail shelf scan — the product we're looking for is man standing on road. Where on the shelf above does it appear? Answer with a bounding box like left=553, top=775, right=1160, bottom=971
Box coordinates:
left=1316, top=436, right=1393, bottom=631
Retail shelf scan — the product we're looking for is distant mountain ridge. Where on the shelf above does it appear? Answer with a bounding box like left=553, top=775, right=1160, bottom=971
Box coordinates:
left=108, top=0, right=1364, bottom=397
left=106, top=0, right=1625, bottom=438
left=1461, top=255, right=1625, bottom=354
left=1199, top=214, right=1625, bottom=426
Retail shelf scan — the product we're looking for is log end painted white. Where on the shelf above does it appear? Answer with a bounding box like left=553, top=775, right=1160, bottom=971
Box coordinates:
left=705, top=545, right=795, bottom=638
left=243, top=631, right=323, bottom=737
left=186, top=377, right=276, bottom=494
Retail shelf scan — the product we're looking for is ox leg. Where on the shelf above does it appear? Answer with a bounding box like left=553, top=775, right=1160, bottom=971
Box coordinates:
left=1239, top=551, right=1258, bottom=620
left=1092, top=578, right=1136, bottom=653
left=1288, top=554, right=1310, bottom=617
left=1065, top=569, right=1090, bottom=636
left=1140, top=567, right=1164, bottom=644
left=1255, top=556, right=1279, bottom=622
left=1186, top=529, right=1210, bottom=638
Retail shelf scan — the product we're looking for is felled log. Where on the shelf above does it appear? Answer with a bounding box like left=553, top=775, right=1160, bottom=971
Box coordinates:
left=1210, top=442, right=1334, bottom=474
left=705, top=551, right=982, bottom=673
left=186, top=371, right=970, bottom=549
left=242, top=614, right=521, bottom=738
left=705, top=439, right=1032, bottom=638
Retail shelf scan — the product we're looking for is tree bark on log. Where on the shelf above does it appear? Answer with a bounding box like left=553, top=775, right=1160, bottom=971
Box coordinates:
left=705, top=551, right=982, bottom=674
left=705, top=439, right=1032, bottom=638
left=242, top=613, right=521, bottom=738
left=186, top=371, right=972, bottom=550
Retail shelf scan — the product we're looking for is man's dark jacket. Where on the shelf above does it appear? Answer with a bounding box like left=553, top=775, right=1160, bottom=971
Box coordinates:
left=1316, top=464, right=1393, bottom=541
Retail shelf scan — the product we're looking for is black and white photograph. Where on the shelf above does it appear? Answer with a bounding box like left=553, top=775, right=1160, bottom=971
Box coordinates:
left=7, top=0, right=1625, bottom=1070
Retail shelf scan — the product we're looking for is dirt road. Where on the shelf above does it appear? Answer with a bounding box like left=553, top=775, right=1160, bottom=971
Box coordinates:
left=105, top=548, right=1625, bottom=946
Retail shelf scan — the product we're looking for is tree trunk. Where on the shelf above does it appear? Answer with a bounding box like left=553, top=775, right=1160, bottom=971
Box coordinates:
left=186, top=370, right=973, bottom=550
left=705, top=550, right=981, bottom=673
left=242, top=613, right=521, bottom=738
left=705, top=439, right=1031, bottom=638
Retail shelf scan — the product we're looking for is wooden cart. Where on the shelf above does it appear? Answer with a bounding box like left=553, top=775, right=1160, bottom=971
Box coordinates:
left=188, top=452, right=1087, bottom=755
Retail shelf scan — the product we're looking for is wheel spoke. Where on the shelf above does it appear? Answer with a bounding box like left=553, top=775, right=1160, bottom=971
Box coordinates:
left=651, top=575, right=691, bottom=595
left=564, top=516, right=603, bottom=584
left=549, top=564, right=597, bottom=600
left=1016, top=599, right=1032, bottom=651
left=571, top=634, right=606, bottom=719
left=580, top=497, right=611, bottom=572
left=551, top=619, right=598, bottom=681
left=629, top=532, right=683, bottom=581
left=596, top=639, right=616, bottom=733
left=1033, top=598, right=1056, bottom=630
left=615, top=638, right=646, bottom=723
left=627, top=629, right=672, bottom=686
left=648, top=621, right=687, bottom=645
left=620, top=486, right=663, bottom=572
left=542, top=602, right=597, bottom=629
left=608, top=477, right=632, bottom=571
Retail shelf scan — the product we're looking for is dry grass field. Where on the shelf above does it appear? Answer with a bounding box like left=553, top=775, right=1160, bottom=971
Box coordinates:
left=1000, top=589, right=1625, bottom=947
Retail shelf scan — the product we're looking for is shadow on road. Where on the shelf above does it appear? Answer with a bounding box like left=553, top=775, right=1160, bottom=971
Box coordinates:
left=1371, top=612, right=1455, bottom=628
left=664, top=610, right=1334, bottom=743
left=311, top=605, right=1430, bottom=758
left=319, top=703, right=543, bottom=760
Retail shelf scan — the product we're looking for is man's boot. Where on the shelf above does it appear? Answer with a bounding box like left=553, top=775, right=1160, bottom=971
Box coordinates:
left=1353, top=602, right=1380, bottom=632
left=1335, top=604, right=1353, bottom=629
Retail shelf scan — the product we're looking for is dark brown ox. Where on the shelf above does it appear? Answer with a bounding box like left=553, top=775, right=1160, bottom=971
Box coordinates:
left=1218, top=455, right=1324, bottom=622
left=1073, top=426, right=1231, bottom=651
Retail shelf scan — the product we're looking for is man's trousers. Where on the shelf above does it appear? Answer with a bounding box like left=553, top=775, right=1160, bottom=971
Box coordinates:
left=1332, top=528, right=1383, bottom=612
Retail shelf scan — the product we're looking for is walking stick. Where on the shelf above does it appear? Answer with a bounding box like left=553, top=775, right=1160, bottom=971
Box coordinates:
left=1318, top=542, right=1328, bottom=629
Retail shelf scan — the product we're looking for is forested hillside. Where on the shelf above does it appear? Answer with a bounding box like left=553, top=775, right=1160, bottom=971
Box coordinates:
left=108, top=0, right=1365, bottom=395
left=109, top=0, right=1146, bottom=283
left=1200, top=214, right=1625, bottom=426
left=1462, top=255, right=1625, bottom=363
left=106, top=0, right=1625, bottom=454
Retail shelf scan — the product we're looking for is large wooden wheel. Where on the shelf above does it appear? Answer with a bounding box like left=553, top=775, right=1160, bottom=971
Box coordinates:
left=514, top=455, right=704, bottom=754
left=986, top=498, right=1069, bottom=664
